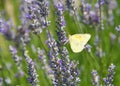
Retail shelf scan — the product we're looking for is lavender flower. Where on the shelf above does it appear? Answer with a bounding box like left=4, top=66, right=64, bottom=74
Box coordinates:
left=9, top=45, right=24, bottom=78
left=99, top=0, right=106, bottom=5
left=81, top=3, right=100, bottom=25
left=94, top=32, right=103, bottom=57
left=91, top=70, right=100, bottom=86
left=108, top=0, right=118, bottom=10
left=46, top=30, right=59, bottom=57
left=46, top=3, right=80, bottom=84
left=109, top=33, right=116, bottom=44
left=95, top=47, right=105, bottom=58
left=5, top=63, right=12, bottom=70
left=60, top=47, right=70, bottom=62
left=5, top=77, right=11, bottom=85
left=55, top=2, right=69, bottom=45
left=22, top=37, right=39, bottom=86
left=20, top=29, right=31, bottom=48
left=89, top=11, right=99, bottom=24
left=0, top=77, right=3, bottom=86
left=9, top=45, right=17, bottom=55
left=20, top=0, right=50, bottom=34
left=37, top=48, right=53, bottom=78
left=85, top=44, right=92, bottom=52
left=0, top=18, right=15, bottom=40
left=106, top=0, right=117, bottom=25
left=38, top=48, right=46, bottom=61
left=66, top=0, right=76, bottom=15
left=103, top=64, right=116, bottom=86
left=85, top=3, right=91, bottom=12
left=24, top=49, right=39, bottom=86
left=27, top=59, right=39, bottom=86
left=46, top=30, right=80, bottom=86
left=9, top=45, right=22, bottom=69
left=94, top=35, right=101, bottom=46
left=80, top=0, right=106, bottom=26
left=15, top=70, right=24, bottom=78
left=115, top=25, right=120, bottom=33
left=59, top=47, right=80, bottom=85
left=56, top=21, right=68, bottom=45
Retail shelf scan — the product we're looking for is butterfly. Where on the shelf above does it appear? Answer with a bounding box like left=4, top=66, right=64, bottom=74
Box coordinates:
left=69, top=34, right=91, bottom=53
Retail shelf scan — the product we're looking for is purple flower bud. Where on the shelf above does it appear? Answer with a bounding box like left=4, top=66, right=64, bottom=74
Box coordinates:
left=62, top=67, right=67, bottom=72
left=100, top=0, right=105, bottom=5
left=26, top=14, right=33, bottom=20
left=103, top=64, right=116, bottom=86
left=115, top=25, right=120, bottom=33
left=9, top=45, right=17, bottom=55
left=91, top=70, right=100, bottom=86
left=90, top=11, right=99, bottom=23
left=85, top=44, right=92, bottom=52
left=85, top=4, right=91, bottom=12
left=55, top=2, right=64, bottom=11
left=57, top=59, right=62, bottom=66
left=0, top=77, right=3, bottom=86
left=94, top=3, right=99, bottom=9
left=15, top=70, right=24, bottom=78
left=61, top=20, right=66, bottom=27
left=109, top=33, right=116, bottom=43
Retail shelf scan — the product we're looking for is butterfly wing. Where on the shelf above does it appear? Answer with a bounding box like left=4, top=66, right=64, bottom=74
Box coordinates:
left=69, top=34, right=91, bottom=53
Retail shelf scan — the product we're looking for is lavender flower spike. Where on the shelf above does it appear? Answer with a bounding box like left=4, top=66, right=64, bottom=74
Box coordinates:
left=46, top=30, right=59, bottom=56
left=37, top=48, right=54, bottom=79
left=28, top=59, right=39, bottom=86
left=103, top=64, right=116, bottom=86
left=66, top=0, right=76, bottom=15
left=0, top=18, right=15, bottom=40
left=20, top=0, right=50, bottom=34
left=55, top=1, right=69, bottom=45
left=9, top=45, right=17, bottom=55
left=46, top=30, right=80, bottom=85
left=24, top=50, right=39, bottom=86
left=9, top=45, right=22, bottom=69
left=91, top=70, right=100, bottom=86
left=0, top=77, right=3, bottom=86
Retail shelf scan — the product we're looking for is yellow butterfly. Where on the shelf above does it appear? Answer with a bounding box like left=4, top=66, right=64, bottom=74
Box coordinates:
left=69, top=34, right=91, bottom=53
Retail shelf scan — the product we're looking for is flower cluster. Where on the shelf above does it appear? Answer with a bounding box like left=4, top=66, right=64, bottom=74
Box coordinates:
left=65, top=0, right=76, bottom=15
left=107, top=0, right=118, bottom=25
left=0, top=77, right=3, bottom=86
left=20, top=0, right=50, bottom=34
left=0, top=18, right=15, bottom=40
left=103, top=64, right=116, bottom=86
left=37, top=48, right=53, bottom=79
left=55, top=2, right=68, bottom=45
left=24, top=48, right=39, bottom=86
left=115, top=25, right=120, bottom=33
left=91, top=70, right=100, bottom=86
left=9, top=45, right=22, bottom=69
left=46, top=30, right=80, bottom=85
left=21, top=36, right=39, bottom=86
left=91, top=64, right=116, bottom=86
left=46, top=30, right=59, bottom=57
left=80, top=0, right=106, bottom=25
